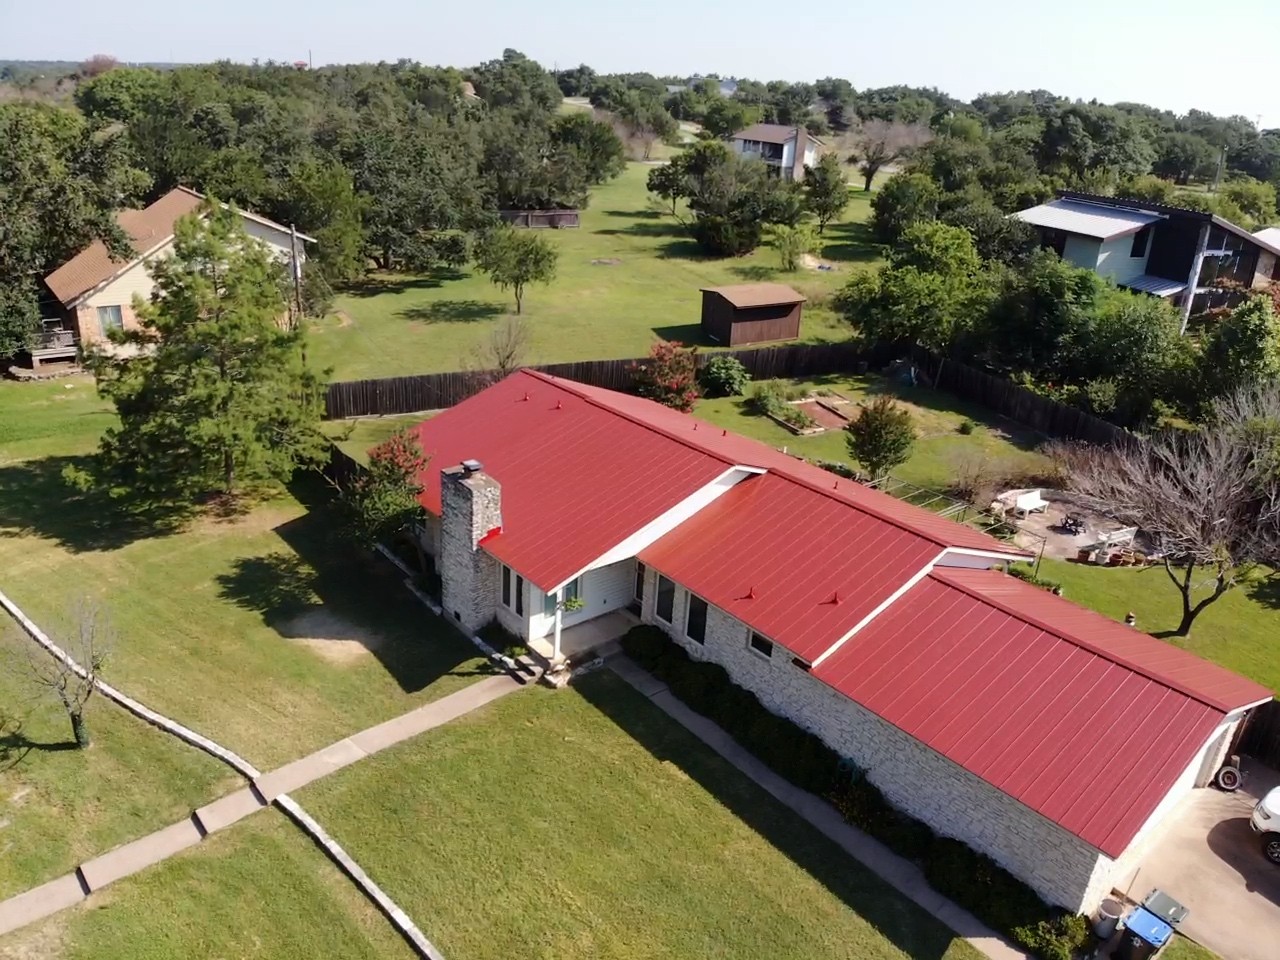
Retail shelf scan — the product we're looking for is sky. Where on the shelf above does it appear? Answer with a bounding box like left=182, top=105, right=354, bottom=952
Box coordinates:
left=4, top=0, right=1279, bottom=128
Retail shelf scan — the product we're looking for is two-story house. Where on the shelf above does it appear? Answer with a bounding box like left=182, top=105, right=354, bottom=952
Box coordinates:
left=728, top=123, right=822, bottom=181
left=33, top=187, right=311, bottom=367
left=1014, top=191, right=1280, bottom=331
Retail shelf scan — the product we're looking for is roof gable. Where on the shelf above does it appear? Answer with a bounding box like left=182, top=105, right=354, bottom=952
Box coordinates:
left=812, top=568, right=1266, bottom=856
left=1013, top=199, right=1161, bottom=241
left=701, top=283, right=806, bottom=308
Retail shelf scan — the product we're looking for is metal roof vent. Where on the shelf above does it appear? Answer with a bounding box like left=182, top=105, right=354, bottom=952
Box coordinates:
left=461, top=459, right=483, bottom=474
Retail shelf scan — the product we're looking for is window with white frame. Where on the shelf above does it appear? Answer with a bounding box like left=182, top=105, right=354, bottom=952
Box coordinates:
left=685, top=593, right=707, bottom=644
left=501, top=565, right=524, bottom=616
left=96, top=305, right=123, bottom=336
left=543, top=577, right=581, bottom=617
left=655, top=574, right=675, bottom=623
left=749, top=632, right=774, bottom=659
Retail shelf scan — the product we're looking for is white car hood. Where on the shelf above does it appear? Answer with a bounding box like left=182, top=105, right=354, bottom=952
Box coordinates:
left=1262, top=787, right=1280, bottom=818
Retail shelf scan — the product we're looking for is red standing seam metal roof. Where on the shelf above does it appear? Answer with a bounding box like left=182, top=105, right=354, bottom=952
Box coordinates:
left=639, top=474, right=943, bottom=662
left=812, top=567, right=1272, bottom=856
left=410, top=370, right=1026, bottom=594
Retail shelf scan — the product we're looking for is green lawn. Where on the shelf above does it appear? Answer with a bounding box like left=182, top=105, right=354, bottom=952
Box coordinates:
left=302, top=671, right=981, bottom=960
left=0, top=376, right=113, bottom=464
left=1040, top=558, right=1280, bottom=694
left=307, top=162, right=880, bottom=382
left=1162, top=936, right=1220, bottom=960
left=0, top=630, right=234, bottom=899
left=0, top=811, right=415, bottom=960
left=694, top=373, right=1050, bottom=491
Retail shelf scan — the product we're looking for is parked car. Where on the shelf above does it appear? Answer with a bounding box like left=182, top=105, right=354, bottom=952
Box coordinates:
left=1250, top=786, right=1280, bottom=863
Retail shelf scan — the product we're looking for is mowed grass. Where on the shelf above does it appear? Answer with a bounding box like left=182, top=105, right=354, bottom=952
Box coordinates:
left=307, top=162, right=880, bottom=381
left=302, top=672, right=981, bottom=960
left=0, top=385, right=488, bottom=773
left=0, top=811, right=415, bottom=960
left=1040, top=558, right=1280, bottom=693
left=694, top=373, right=1051, bottom=491
left=0, top=630, right=234, bottom=899
left=0, top=376, right=113, bottom=463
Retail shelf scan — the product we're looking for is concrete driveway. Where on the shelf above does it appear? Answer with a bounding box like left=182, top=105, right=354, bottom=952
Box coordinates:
left=1132, top=758, right=1280, bottom=960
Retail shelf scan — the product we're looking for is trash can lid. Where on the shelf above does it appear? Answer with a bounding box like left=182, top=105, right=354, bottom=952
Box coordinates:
left=1124, top=907, right=1174, bottom=947
left=1142, top=889, right=1189, bottom=925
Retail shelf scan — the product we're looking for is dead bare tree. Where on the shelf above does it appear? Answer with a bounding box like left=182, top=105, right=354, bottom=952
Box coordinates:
left=1052, top=390, right=1280, bottom=635
left=463, top=314, right=531, bottom=387
left=836, top=120, right=933, bottom=191
left=28, top=601, right=111, bottom=748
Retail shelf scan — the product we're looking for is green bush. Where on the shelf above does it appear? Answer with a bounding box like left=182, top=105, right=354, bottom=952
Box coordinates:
left=1013, top=914, right=1091, bottom=960
left=827, top=777, right=935, bottom=860
left=478, top=619, right=524, bottom=658
left=1006, top=565, right=1062, bottom=594
left=958, top=418, right=976, bottom=435
left=700, top=355, right=751, bottom=397
left=746, top=379, right=789, bottom=417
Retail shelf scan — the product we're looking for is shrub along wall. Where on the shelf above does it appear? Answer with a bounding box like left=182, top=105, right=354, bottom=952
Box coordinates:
left=620, top=624, right=1091, bottom=960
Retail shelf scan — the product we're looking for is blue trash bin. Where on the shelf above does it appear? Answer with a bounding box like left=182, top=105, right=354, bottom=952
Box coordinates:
left=1115, top=906, right=1174, bottom=960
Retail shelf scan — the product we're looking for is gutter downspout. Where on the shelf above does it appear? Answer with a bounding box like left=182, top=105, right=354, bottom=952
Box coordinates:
left=552, top=588, right=564, bottom=663
left=1180, top=221, right=1211, bottom=335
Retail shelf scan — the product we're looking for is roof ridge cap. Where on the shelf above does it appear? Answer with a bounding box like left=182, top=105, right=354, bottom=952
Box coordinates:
left=521, top=370, right=1019, bottom=554
left=929, top=568, right=1234, bottom=712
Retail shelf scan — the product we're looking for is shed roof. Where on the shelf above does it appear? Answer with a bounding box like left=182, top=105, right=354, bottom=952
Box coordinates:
left=44, top=187, right=312, bottom=307
left=1013, top=199, right=1161, bottom=240
left=1254, top=226, right=1280, bottom=249
left=1119, top=275, right=1186, bottom=297
left=813, top=567, right=1272, bottom=856
left=701, top=283, right=807, bottom=308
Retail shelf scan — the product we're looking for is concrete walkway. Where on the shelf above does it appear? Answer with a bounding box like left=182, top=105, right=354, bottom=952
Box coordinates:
left=609, top=656, right=1030, bottom=960
left=0, top=672, right=526, bottom=940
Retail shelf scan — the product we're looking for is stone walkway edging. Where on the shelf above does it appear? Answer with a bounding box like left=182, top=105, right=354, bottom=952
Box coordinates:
left=276, top=795, right=446, bottom=960
left=607, top=655, right=1031, bottom=960
left=0, top=587, right=261, bottom=779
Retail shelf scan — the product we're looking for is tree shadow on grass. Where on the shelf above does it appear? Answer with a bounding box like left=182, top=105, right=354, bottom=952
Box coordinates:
left=0, top=455, right=193, bottom=553
left=215, top=474, right=492, bottom=693
left=820, top=221, right=881, bottom=264
left=594, top=221, right=685, bottom=239
left=728, top=264, right=779, bottom=282
left=656, top=237, right=710, bottom=260
left=574, top=672, right=965, bottom=960
left=398, top=300, right=505, bottom=324
left=600, top=208, right=664, bottom=220
left=342, top=269, right=468, bottom=298
left=1245, top=574, right=1280, bottom=611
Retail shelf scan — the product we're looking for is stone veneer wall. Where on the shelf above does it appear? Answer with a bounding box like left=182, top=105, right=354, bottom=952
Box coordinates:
left=640, top=565, right=1111, bottom=912
left=439, top=467, right=502, bottom=635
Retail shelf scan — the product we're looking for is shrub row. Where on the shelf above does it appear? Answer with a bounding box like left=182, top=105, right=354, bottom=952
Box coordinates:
left=620, top=624, right=1091, bottom=960
left=1006, top=564, right=1063, bottom=594
left=621, top=624, right=840, bottom=795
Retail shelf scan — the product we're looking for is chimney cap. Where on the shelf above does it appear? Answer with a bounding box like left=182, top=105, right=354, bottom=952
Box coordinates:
left=461, top=459, right=483, bottom=474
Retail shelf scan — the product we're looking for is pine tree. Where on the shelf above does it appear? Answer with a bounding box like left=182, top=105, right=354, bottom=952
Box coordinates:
left=90, top=204, right=327, bottom=503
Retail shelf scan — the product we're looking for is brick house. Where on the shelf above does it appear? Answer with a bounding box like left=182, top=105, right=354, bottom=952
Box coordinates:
left=34, top=187, right=311, bottom=367
left=407, top=369, right=1271, bottom=914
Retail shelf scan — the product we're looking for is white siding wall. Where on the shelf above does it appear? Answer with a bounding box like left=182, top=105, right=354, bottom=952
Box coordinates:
left=83, top=243, right=171, bottom=309
left=530, top=559, right=636, bottom=639
left=242, top=218, right=304, bottom=262
left=640, top=566, right=1112, bottom=912
left=1062, top=234, right=1102, bottom=271
left=1095, top=232, right=1150, bottom=284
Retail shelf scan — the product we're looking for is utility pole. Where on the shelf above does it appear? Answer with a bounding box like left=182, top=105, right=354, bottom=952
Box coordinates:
left=289, top=223, right=309, bottom=367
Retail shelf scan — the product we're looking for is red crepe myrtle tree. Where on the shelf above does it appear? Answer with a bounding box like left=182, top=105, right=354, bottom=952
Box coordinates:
left=630, top=341, right=700, bottom=412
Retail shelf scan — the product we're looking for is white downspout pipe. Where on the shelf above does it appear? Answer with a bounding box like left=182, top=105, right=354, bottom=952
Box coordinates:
left=552, top=588, right=564, bottom=663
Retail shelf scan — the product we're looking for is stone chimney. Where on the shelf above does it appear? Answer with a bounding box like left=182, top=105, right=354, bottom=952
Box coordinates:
left=439, top=461, right=502, bottom=634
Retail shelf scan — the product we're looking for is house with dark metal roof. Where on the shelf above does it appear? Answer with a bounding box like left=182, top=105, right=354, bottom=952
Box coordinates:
left=33, top=187, right=311, bottom=367
left=1014, top=191, right=1280, bottom=331
left=729, top=123, right=823, bottom=181
left=406, top=369, right=1272, bottom=914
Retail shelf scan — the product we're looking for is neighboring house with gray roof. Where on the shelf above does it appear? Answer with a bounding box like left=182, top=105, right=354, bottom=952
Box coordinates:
left=1014, top=192, right=1280, bottom=331
left=729, top=123, right=823, bottom=181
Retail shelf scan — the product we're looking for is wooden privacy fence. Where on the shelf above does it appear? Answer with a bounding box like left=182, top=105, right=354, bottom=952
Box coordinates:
left=323, top=341, right=878, bottom=420
left=913, top=350, right=1134, bottom=448
left=498, top=209, right=580, bottom=229
left=1236, top=698, right=1280, bottom=768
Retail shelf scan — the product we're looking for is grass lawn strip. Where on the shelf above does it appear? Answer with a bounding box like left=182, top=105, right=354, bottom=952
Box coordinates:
left=307, top=163, right=880, bottom=382
left=0, top=631, right=234, bottom=900
left=0, top=811, right=416, bottom=960
left=302, top=672, right=982, bottom=960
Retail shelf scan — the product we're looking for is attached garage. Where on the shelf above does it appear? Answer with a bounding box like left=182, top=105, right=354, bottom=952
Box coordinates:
left=700, top=283, right=805, bottom=346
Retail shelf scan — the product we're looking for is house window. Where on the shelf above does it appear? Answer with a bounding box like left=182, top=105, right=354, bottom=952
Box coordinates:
left=96, top=305, right=123, bottom=335
left=1130, top=228, right=1150, bottom=259
left=634, top=562, right=646, bottom=603
left=749, top=632, right=774, bottom=659
left=501, top=566, right=525, bottom=615
left=655, top=575, right=675, bottom=623
left=685, top=594, right=707, bottom=644
left=544, top=578, right=581, bottom=617
left=502, top=566, right=511, bottom=607
left=515, top=575, right=524, bottom=616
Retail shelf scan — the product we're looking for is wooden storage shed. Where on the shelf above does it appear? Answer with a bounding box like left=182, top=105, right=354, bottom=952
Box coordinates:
left=699, top=283, right=806, bottom=346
